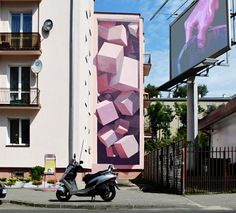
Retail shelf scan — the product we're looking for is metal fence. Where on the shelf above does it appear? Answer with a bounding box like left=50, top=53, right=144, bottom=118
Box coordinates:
left=144, top=141, right=184, bottom=194
left=144, top=142, right=236, bottom=194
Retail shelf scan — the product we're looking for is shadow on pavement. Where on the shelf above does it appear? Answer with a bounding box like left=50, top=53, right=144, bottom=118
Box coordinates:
left=49, top=199, right=106, bottom=203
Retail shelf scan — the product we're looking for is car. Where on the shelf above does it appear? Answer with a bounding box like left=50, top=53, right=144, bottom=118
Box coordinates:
left=0, top=183, right=7, bottom=198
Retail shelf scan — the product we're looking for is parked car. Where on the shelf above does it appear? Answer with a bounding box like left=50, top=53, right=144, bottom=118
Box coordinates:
left=0, top=183, right=7, bottom=198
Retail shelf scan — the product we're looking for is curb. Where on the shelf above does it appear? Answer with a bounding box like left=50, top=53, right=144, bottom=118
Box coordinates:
left=2, top=199, right=196, bottom=210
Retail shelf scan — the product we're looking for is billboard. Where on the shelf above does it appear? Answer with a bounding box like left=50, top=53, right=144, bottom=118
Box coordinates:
left=96, top=18, right=141, bottom=166
left=170, top=0, right=230, bottom=80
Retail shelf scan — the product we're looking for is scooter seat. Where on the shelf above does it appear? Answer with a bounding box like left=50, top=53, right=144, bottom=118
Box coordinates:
left=83, top=169, right=108, bottom=183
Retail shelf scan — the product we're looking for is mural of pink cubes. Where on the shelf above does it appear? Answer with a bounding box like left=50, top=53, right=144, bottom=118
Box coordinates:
left=96, top=19, right=140, bottom=165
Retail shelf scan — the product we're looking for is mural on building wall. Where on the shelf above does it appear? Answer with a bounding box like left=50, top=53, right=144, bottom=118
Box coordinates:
left=96, top=20, right=140, bottom=165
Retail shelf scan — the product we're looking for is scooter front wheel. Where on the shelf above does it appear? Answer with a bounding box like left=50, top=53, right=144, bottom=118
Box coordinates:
left=100, top=185, right=116, bottom=202
left=56, top=188, right=72, bottom=201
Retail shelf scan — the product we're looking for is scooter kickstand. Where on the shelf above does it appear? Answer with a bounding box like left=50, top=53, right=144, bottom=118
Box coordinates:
left=91, top=195, right=96, bottom=202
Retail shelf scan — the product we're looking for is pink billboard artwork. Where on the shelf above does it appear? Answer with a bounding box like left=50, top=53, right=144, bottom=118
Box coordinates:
left=96, top=20, right=140, bottom=165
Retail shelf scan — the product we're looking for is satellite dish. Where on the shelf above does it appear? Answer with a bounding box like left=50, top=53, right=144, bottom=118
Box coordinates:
left=31, top=59, right=42, bottom=74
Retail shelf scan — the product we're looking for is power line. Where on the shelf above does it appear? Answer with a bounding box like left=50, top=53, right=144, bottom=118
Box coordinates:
left=149, top=0, right=169, bottom=21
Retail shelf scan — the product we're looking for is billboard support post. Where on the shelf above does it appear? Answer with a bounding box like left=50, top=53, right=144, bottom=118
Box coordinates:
left=187, top=76, right=198, bottom=145
left=186, top=76, right=198, bottom=172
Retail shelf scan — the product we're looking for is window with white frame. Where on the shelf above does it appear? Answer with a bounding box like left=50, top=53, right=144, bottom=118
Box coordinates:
left=8, top=119, right=30, bottom=146
left=10, top=66, right=30, bottom=104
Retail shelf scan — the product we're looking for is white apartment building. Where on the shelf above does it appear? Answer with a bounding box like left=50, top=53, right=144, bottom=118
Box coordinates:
left=0, top=0, right=94, bottom=178
left=0, top=0, right=150, bottom=179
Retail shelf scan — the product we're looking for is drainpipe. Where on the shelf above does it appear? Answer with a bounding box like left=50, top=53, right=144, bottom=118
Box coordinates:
left=68, top=0, right=74, bottom=163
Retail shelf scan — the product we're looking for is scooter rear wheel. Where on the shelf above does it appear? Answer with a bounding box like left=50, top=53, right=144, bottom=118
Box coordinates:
left=100, top=185, right=116, bottom=202
left=56, top=188, right=72, bottom=201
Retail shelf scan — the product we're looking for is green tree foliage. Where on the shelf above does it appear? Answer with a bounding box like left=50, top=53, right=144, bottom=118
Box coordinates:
left=29, top=166, right=44, bottom=181
left=173, top=85, right=187, bottom=98
left=198, top=84, right=208, bottom=97
left=204, top=104, right=217, bottom=115
left=173, top=103, right=205, bottom=142
left=144, top=83, right=160, bottom=99
left=173, top=84, right=208, bottom=98
left=146, top=100, right=174, bottom=141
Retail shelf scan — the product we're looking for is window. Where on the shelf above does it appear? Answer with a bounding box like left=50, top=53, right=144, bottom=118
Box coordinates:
left=11, top=12, right=32, bottom=48
left=8, top=119, right=30, bottom=146
left=10, top=66, right=30, bottom=104
left=11, top=13, right=32, bottom=32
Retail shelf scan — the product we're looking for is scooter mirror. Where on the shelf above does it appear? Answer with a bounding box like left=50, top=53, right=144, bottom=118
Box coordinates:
left=73, top=153, right=76, bottom=159
left=80, top=160, right=83, bottom=164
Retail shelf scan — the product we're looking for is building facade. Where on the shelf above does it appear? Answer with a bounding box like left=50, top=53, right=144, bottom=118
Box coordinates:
left=0, top=0, right=149, bottom=179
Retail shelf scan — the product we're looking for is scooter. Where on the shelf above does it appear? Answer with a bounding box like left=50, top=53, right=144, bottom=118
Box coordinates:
left=56, top=155, right=119, bottom=202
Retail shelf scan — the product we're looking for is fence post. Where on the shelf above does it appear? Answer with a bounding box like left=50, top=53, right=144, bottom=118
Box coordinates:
left=181, top=141, right=186, bottom=194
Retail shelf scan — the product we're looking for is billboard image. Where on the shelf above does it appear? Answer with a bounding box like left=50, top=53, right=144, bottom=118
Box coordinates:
left=170, top=0, right=230, bottom=80
left=96, top=19, right=140, bottom=166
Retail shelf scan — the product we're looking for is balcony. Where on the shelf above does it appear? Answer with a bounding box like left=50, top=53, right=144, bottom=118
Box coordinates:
left=143, top=54, right=152, bottom=76
left=0, top=33, right=41, bottom=56
left=0, top=88, right=40, bottom=109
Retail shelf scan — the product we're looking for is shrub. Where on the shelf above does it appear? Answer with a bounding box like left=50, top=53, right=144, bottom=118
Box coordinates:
left=0, top=178, right=7, bottom=182
left=23, top=177, right=31, bottom=183
left=32, top=180, right=42, bottom=186
left=47, top=178, right=56, bottom=184
left=29, top=166, right=44, bottom=181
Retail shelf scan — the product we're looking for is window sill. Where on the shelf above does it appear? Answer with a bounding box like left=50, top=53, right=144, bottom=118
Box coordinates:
left=6, top=144, right=30, bottom=147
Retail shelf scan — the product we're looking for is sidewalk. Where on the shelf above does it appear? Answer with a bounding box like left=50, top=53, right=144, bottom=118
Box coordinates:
left=2, top=184, right=236, bottom=210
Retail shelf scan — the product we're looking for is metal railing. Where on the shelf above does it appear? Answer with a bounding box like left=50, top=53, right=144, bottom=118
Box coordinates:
left=144, top=142, right=236, bottom=194
left=185, top=145, right=236, bottom=193
left=0, top=33, right=40, bottom=50
left=0, top=88, right=40, bottom=105
left=144, top=53, right=151, bottom=64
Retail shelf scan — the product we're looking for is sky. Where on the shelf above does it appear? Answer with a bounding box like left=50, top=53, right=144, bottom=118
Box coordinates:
left=95, top=0, right=236, bottom=97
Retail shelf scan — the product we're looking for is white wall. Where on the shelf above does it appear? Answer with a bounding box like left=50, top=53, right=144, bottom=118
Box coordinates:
left=0, top=0, right=71, bottom=168
left=211, top=113, right=236, bottom=148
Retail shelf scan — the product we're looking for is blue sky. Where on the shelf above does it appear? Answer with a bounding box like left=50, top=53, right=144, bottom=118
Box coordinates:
left=95, top=0, right=236, bottom=97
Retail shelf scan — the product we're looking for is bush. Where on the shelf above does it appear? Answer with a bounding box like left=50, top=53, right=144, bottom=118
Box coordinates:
left=23, top=177, right=31, bottom=183
left=0, top=178, right=7, bottom=182
left=29, top=166, right=44, bottom=181
left=32, top=180, right=42, bottom=186
left=47, top=178, right=56, bottom=184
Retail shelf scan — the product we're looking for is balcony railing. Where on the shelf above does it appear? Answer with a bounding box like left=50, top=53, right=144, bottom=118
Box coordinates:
left=0, top=88, right=40, bottom=106
left=0, top=33, right=40, bottom=51
left=144, top=53, right=152, bottom=76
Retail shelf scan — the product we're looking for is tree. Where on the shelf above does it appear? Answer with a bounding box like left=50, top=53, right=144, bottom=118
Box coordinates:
left=146, top=100, right=174, bottom=141
left=198, top=84, right=208, bottom=97
left=173, top=102, right=205, bottom=142
left=173, top=85, right=187, bottom=98
left=144, top=83, right=160, bottom=99
left=173, top=84, right=208, bottom=98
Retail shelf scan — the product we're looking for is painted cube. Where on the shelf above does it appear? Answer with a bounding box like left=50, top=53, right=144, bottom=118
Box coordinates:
left=128, top=23, right=139, bottom=38
left=114, top=118, right=130, bottom=135
left=97, top=42, right=124, bottom=74
left=96, top=100, right=119, bottom=125
left=110, top=56, right=139, bottom=91
left=114, top=135, right=139, bottom=158
left=114, top=91, right=139, bottom=116
left=98, top=125, right=118, bottom=148
left=97, top=73, right=110, bottom=93
left=107, top=25, right=128, bottom=46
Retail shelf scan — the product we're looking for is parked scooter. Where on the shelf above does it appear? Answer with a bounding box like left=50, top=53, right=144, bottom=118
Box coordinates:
left=56, top=155, right=119, bottom=202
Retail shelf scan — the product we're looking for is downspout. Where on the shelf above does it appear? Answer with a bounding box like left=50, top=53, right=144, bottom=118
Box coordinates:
left=68, top=0, right=74, bottom=162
